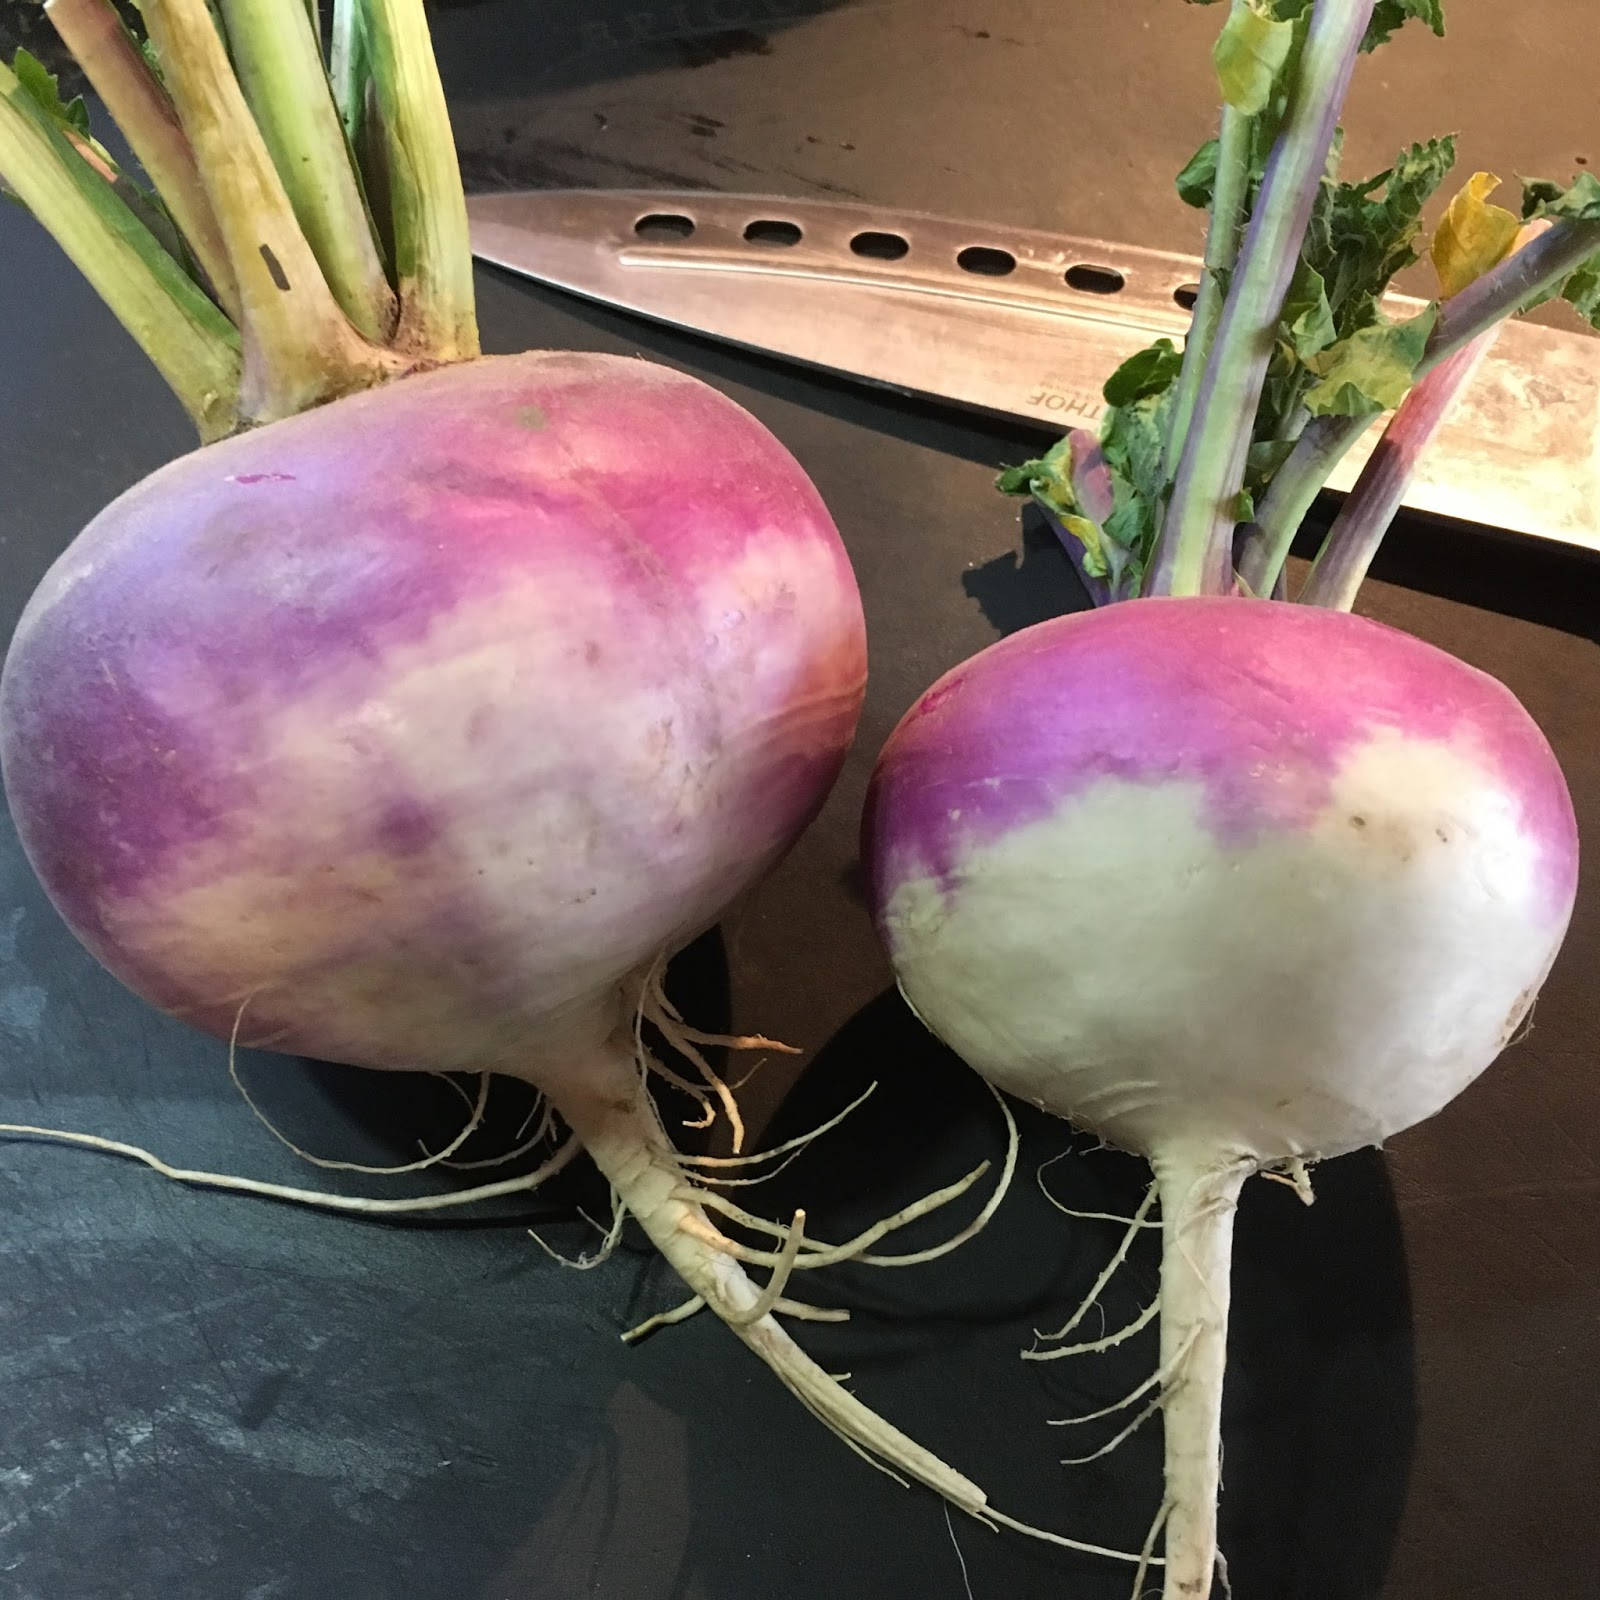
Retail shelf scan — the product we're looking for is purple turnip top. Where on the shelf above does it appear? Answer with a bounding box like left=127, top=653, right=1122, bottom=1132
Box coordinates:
left=2, top=352, right=867, bottom=1074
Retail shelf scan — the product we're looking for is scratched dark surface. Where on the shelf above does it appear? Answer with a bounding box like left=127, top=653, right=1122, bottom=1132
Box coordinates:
left=2, top=3, right=1598, bottom=1598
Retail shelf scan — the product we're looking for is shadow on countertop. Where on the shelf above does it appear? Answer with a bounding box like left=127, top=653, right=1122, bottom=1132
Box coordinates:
left=0, top=0, right=854, bottom=102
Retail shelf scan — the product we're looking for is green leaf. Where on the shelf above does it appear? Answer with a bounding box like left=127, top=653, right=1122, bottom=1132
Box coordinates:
left=1522, top=172, right=1600, bottom=224
left=1099, top=380, right=1175, bottom=590
left=1303, top=305, right=1438, bottom=418
left=1513, top=176, right=1600, bottom=328
left=997, top=347, right=1176, bottom=596
left=1302, top=137, right=1456, bottom=337
left=1521, top=254, right=1600, bottom=332
left=1362, top=0, right=1446, bottom=53
left=1188, top=0, right=1312, bottom=15
left=1219, top=5, right=1313, bottom=175
left=1176, top=138, right=1219, bottom=210
left=1279, top=257, right=1337, bottom=359
left=996, top=438, right=1119, bottom=584
left=139, top=34, right=166, bottom=84
left=1060, top=513, right=1110, bottom=578
left=1246, top=437, right=1298, bottom=481
left=1103, top=338, right=1183, bottom=408
left=1101, top=394, right=1170, bottom=502
left=1213, top=2, right=1295, bottom=115
left=1557, top=260, right=1600, bottom=330
left=12, top=48, right=92, bottom=140
left=1431, top=171, right=1520, bottom=297
left=996, top=435, right=1078, bottom=514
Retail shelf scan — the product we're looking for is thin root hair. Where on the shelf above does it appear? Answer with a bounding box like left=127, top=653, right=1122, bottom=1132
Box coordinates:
left=1033, top=1179, right=1158, bottom=1346
left=1023, top=1295, right=1160, bottom=1361
left=723, top=1208, right=808, bottom=1326
left=944, top=1502, right=975, bottom=1600
left=642, top=977, right=748, bottom=1153
left=528, top=1185, right=626, bottom=1269
left=226, top=996, right=493, bottom=1177
left=851, top=1083, right=1018, bottom=1268
left=628, top=956, right=717, bottom=1130
left=678, top=1083, right=877, bottom=1173
left=985, top=1508, right=1165, bottom=1568
left=0, top=1123, right=582, bottom=1213
left=1046, top=1327, right=1199, bottom=1428
left=677, top=1142, right=826, bottom=1190
left=1035, top=1149, right=1163, bottom=1227
left=640, top=954, right=806, bottom=1156
left=515, top=1089, right=555, bottom=1143
left=1259, top=1156, right=1315, bottom=1206
left=645, top=982, right=799, bottom=1059
left=641, top=1049, right=717, bottom=1125
left=1129, top=1499, right=1172, bottom=1599
left=669, top=1082, right=1017, bottom=1275
left=427, top=1094, right=560, bottom=1172
left=622, top=1294, right=707, bottom=1343
left=1058, top=1393, right=1164, bottom=1465
left=681, top=1162, right=983, bottom=1267
left=1510, top=991, right=1539, bottom=1050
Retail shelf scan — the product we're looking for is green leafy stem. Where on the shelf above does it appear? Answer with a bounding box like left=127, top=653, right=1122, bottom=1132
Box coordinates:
left=1000, top=0, right=1600, bottom=611
left=0, top=0, right=478, bottom=436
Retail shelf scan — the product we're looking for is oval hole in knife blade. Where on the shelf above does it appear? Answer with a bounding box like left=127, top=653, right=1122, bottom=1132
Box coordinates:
left=956, top=245, right=1017, bottom=277
left=1174, top=282, right=1200, bottom=310
left=634, top=213, right=696, bottom=241
left=850, top=230, right=910, bottom=261
left=1065, top=262, right=1126, bottom=294
left=743, top=219, right=803, bottom=247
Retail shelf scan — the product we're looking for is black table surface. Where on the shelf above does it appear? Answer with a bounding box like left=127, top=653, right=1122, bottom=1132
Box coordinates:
left=2, top=4, right=1598, bottom=1597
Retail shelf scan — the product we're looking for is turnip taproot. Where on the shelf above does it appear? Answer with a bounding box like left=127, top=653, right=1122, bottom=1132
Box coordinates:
left=0, top=0, right=1055, bottom=1538
left=871, top=1, right=1598, bottom=1593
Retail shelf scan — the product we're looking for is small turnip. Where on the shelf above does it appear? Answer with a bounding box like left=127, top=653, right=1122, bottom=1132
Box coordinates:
left=865, top=597, right=1577, bottom=1591
left=868, top=0, right=1598, bottom=1591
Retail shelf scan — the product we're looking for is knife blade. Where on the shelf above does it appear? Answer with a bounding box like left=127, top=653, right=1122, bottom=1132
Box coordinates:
left=467, top=188, right=1600, bottom=553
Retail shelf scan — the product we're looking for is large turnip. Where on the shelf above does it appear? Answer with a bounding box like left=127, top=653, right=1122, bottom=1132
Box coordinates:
left=0, top=0, right=1037, bottom=1534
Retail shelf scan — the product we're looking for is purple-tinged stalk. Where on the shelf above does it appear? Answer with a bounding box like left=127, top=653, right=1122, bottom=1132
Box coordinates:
left=1162, top=109, right=1250, bottom=474
left=1238, top=214, right=1600, bottom=591
left=1161, top=0, right=1261, bottom=476
left=1292, top=198, right=1540, bottom=610
left=0, top=51, right=241, bottom=437
left=1431, top=212, right=1600, bottom=358
left=44, top=0, right=240, bottom=320
left=1147, top=0, right=1376, bottom=598
left=1041, top=429, right=1120, bottom=606
left=1297, top=330, right=1496, bottom=608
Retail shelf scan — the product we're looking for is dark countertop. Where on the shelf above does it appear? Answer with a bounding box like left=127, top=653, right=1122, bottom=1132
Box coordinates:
left=2, top=4, right=1597, bottom=1597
